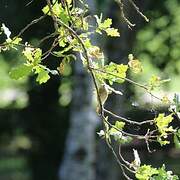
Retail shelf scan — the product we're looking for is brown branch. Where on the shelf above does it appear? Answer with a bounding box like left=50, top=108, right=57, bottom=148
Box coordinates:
left=41, top=37, right=59, bottom=60
left=104, top=108, right=154, bottom=125
left=115, top=0, right=135, bottom=29
left=128, top=0, right=149, bottom=22
left=55, top=18, right=104, bottom=116
left=16, top=15, right=46, bottom=38
left=102, top=114, right=154, bottom=139
left=38, top=32, right=57, bottom=46
left=107, top=143, right=135, bottom=179
left=46, top=0, right=59, bottom=31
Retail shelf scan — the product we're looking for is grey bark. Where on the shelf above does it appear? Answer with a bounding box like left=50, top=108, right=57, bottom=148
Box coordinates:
left=59, top=60, right=98, bottom=180
left=59, top=1, right=98, bottom=179
left=59, top=1, right=150, bottom=180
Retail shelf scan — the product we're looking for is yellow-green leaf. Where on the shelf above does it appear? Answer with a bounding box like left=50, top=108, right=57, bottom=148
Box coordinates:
left=35, top=67, right=50, bottom=84
left=105, top=28, right=120, bottom=37
left=128, top=59, right=143, bottom=74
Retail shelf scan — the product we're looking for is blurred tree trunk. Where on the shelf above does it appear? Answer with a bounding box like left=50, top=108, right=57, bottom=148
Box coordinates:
left=59, top=1, right=150, bottom=180
left=59, top=1, right=98, bottom=179
left=59, top=60, right=98, bottom=180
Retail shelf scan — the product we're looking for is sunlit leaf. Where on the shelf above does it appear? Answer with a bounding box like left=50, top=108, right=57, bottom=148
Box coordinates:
left=34, top=66, right=50, bottom=84
left=154, top=113, right=175, bottom=146
left=12, top=37, right=22, bottom=45
left=23, top=47, right=42, bottom=64
left=105, top=28, right=120, bottom=37
left=128, top=57, right=143, bottom=74
left=153, top=165, right=179, bottom=180
left=136, top=165, right=158, bottom=180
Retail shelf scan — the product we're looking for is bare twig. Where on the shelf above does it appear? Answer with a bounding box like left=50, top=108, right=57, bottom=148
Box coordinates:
left=46, top=0, right=59, bottom=31
left=41, top=37, right=59, bottom=60
left=119, top=145, right=131, bottom=166
left=38, top=32, right=57, bottom=45
left=108, top=143, right=135, bottom=179
left=115, top=0, right=135, bottom=29
left=104, top=108, right=154, bottom=125
left=16, top=15, right=46, bottom=38
left=128, top=0, right=149, bottom=22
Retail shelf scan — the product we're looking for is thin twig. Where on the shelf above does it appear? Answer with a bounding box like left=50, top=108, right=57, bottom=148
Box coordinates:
left=55, top=18, right=104, bottom=116
left=16, top=15, right=46, bottom=38
left=46, top=0, right=59, bottom=31
left=119, top=145, right=131, bottom=166
left=115, top=0, right=135, bottom=29
left=38, top=32, right=57, bottom=45
left=108, top=143, right=135, bottom=179
left=102, top=114, right=153, bottom=139
left=41, top=37, right=59, bottom=60
left=104, top=108, right=154, bottom=125
left=128, top=0, right=149, bottom=22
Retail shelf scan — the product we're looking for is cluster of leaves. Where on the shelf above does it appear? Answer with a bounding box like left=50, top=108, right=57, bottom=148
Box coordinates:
left=130, top=149, right=178, bottom=179
left=136, top=164, right=178, bottom=180
left=0, top=0, right=180, bottom=179
left=154, top=113, right=175, bottom=146
left=98, top=119, right=132, bottom=145
left=95, top=14, right=120, bottom=37
left=10, top=47, right=50, bottom=84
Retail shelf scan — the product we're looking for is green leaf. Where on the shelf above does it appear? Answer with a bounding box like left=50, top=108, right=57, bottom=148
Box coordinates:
left=42, top=5, right=50, bottom=15
left=136, top=165, right=158, bottom=180
left=109, top=121, right=125, bottom=134
left=35, top=66, right=50, bottom=84
left=148, top=75, right=161, bottom=90
left=148, top=75, right=170, bottom=91
left=12, top=37, right=22, bottom=45
left=155, top=114, right=174, bottom=135
left=99, top=18, right=112, bottom=29
left=9, top=64, right=32, bottom=80
left=109, top=121, right=129, bottom=143
left=34, top=48, right=42, bottom=64
left=42, top=2, right=70, bottom=24
left=153, top=165, right=179, bottom=180
left=23, top=47, right=34, bottom=62
left=105, top=28, right=120, bottom=37
left=23, top=47, right=42, bottom=64
left=103, top=62, right=128, bottom=84
left=115, top=121, right=125, bottom=130
left=95, top=16, right=120, bottom=37
left=154, top=113, right=175, bottom=146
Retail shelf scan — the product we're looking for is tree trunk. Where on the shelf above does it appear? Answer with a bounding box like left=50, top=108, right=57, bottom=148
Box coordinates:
left=59, top=60, right=98, bottom=180
left=58, top=1, right=99, bottom=179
